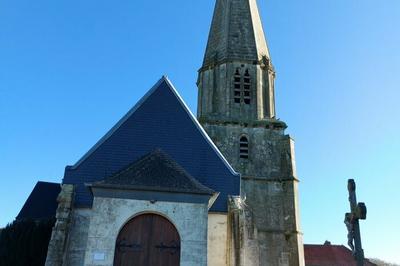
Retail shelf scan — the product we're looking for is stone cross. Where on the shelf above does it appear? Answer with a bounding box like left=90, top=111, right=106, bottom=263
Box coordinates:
left=344, top=179, right=367, bottom=266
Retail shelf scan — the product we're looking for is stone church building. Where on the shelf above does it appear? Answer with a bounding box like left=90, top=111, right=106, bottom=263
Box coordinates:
left=24, top=0, right=305, bottom=265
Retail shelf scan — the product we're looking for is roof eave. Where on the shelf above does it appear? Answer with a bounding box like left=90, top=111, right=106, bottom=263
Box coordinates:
left=86, top=182, right=215, bottom=196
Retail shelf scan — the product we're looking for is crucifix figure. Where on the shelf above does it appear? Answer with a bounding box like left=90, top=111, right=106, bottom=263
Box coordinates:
left=344, top=212, right=355, bottom=252
left=344, top=179, right=367, bottom=266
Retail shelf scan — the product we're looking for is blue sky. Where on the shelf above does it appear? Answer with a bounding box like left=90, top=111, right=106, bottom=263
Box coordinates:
left=1, top=0, right=399, bottom=263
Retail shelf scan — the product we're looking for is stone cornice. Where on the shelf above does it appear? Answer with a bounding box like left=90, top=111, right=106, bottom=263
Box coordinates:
left=199, top=117, right=288, bottom=130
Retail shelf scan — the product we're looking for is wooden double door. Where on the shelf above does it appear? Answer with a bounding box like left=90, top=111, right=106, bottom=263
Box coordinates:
left=114, top=214, right=181, bottom=266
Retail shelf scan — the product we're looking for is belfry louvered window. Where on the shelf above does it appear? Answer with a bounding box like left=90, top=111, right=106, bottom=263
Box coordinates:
left=234, top=68, right=242, bottom=103
left=233, top=68, right=251, bottom=105
left=243, top=70, right=251, bottom=104
left=239, top=136, right=249, bottom=159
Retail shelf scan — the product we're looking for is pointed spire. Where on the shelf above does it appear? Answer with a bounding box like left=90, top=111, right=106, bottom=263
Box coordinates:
left=202, top=0, right=270, bottom=68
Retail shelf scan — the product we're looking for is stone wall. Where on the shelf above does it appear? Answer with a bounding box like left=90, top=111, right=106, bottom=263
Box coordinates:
left=198, top=62, right=275, bottom=123
left=198, top=62, right=305, bottom=264
left=45, top=184, right=74, bottom=266
left=202, top=123, right=304, bottom=266
left=208, top=213, right=228, bottom=266
left=227, top=196, right=260, bottom=266
left=63, top=209, right=91, bottom=266
left=83, top=197, right=209, bottom=266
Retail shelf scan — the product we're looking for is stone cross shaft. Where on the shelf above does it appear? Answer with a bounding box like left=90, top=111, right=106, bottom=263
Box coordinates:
left=345, top=179, right=367, bottom=266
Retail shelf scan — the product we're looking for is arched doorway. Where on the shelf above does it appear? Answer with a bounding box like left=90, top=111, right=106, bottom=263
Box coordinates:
left=113, top=213, right=181, bottom=266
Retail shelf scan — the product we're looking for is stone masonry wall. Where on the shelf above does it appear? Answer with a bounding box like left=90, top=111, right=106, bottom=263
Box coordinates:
left=63, top=209, right=91, bottom=266
left=198, top=62, right=274, bottom=122
left=45, top=184, right=74, bottom=266
left=228, top=196, right=260, bottom=266
left=83, top=197, right=209, bottom=266
left=208, top=213, right=229, bottom=266
left=203, top=123, right=304, bottom=266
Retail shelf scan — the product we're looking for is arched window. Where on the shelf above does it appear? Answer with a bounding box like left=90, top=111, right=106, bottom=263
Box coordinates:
left=239, top=136, right=249, bottom=159
left=233, top=68, right=251, bottom=105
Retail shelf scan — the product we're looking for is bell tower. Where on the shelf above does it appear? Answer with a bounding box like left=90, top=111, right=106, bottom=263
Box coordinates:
left=197, top=0, right=304, bottom=265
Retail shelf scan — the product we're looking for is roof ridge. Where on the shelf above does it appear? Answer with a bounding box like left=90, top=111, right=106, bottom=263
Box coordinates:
left=304, top=244, right=345, bottom=247
left=36, top=181, right=61, bottom=185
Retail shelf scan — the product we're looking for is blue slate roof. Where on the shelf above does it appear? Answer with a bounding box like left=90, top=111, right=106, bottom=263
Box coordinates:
left=16, top=181, right=61, bottom=220
left=63, top=77, right=240, bottom=212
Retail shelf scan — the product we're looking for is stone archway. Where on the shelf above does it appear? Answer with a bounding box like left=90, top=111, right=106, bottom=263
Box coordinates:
left=113, top=213, right=181, bottom=266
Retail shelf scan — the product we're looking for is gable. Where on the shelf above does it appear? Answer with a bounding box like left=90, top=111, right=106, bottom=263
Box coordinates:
left=92, top=149, right=215, bottom=195
left=63, top=77, right=239, bottom=212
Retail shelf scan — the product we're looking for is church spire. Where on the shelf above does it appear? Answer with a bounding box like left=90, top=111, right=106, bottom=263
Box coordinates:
left=197, top=0, right=279, bottom=123
left=202, top=0, right=270, bottom=68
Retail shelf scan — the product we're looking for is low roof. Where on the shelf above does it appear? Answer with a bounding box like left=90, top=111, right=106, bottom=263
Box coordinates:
left=16, top=182, right=60, bottom=221
left=91, top=149, right=215, bottom=195
left=304, top=242, right=377, bottom=266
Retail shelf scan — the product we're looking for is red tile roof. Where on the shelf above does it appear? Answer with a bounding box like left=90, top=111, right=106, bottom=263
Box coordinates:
left=304, top=242, right=376, bottom=266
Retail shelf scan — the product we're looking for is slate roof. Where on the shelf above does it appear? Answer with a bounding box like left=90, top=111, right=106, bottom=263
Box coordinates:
left=63, top=76, right=240, bottom=212
left=92, top=149, right=215, bottom=195
left=304, top=242, right=377, bottom=266
left=16, top=181, right=60, bottom=221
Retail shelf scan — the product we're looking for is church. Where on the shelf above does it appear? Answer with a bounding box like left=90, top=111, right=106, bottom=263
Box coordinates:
left=19, top=0, right=306, bottom=265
